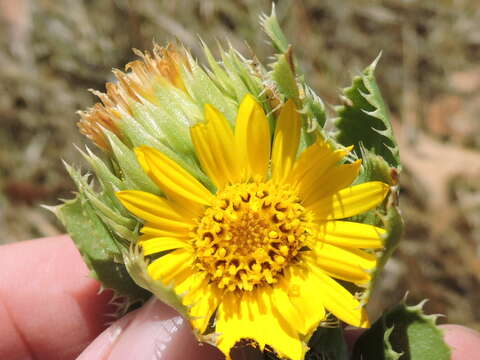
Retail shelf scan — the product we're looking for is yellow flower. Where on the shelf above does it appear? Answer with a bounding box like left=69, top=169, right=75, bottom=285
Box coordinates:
left=116, top=94, right=389, bottom=360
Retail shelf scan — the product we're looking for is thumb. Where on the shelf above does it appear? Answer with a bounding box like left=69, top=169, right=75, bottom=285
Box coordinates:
left=77, top=298, right=223, bottom=360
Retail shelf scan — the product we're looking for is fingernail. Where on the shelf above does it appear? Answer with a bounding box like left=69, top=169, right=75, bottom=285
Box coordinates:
left=107, top=298, right=222, bottom=360
left=76, top=309, right=138, bottom=360
left=77, top=298, right=223, bottom=360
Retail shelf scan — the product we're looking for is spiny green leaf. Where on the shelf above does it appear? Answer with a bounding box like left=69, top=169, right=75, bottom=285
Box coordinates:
left=64, top=162, right=136, bottom=230
left=306, top=327, right=349, bottom=360
left=350, top=149, right=403, bottom=302
left=79, top=146, right=131, bottom=217
left=56, top=195, right=150, bottom=303
left=271, top=47, right=300, bottom=104
left=352, top=300, right=451, bottom=360
left=355, top=146, right=395, bottom=186
left=335, top=55, right=400, bottom=168
left=261, top=5, right=289, bottom=53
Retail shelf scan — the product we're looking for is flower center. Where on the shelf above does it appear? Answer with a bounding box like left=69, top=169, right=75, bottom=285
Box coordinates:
left=192, top=181, right=313, bottom=292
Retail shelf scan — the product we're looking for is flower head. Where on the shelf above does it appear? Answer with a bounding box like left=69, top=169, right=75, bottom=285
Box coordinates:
left=116, top=94, right=389, bottom=360
left=77, top=44, right=188, bottom=151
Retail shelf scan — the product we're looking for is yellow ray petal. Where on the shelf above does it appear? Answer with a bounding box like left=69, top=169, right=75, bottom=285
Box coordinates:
left=290, top=137, right=351, bottom=190
left=140, top=222, right=191, bottom=238
left=116, top=190, right=194, bottom=231
left=309, top=244, right=376, bottom=285
left=140, top=237, right=189, bottom=256
left=190, top=104, right=241, bottom=189
left=307, top=265, right=370, bottom=328
left=147, top=248, right=193, bottom=283
left=216, top=291, right=304, bottom=360
left=234, top=94, right=270, bottom=180
left=301, top=160, right=362, bottom=206
left=269, top=280, right=307, bottom=335
left=135, top=146, right=214, bottom=211
left=184, top=278, right=220, bottom=333
left=317, top=221, right=385, bottom=249
left=308, top=181, right=390, bottom=220
left=271, top=100, right=301, bottom=182
left=190, top=123, right=227, bottom=189
left=286, top=266, right=326, bottom=335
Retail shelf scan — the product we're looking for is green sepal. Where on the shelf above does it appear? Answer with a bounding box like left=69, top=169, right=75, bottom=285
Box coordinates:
left=63, top=161, right=136, bottom=231
left=114, top=111, right=212, bottom=190
left=350, top=149, right=404, bottom=302
left=106, top=131, right=162, bottom=195
left=114, top=111, right=174, bottom=156
left=147, top=86, right=198, bottom=152
left=233, top=50, right=265, bottom=98
left=262, top=9, right=327, bottom=150
left=360, top=192, right=403, bottom=306
left=221, top=48, right=265, bottom=103
left=260, top=5, right=289, bottom=54
left=335, top=55, right=400, bottom=169
left=182, top=57, right=238, bottom=124
left=55, top=195, right=150, bottom=305
left=305, top=326, right=349, bottom=360
left=350, top=148, right=398, bottom=227
left=271, top=48, right=300, bottom=104
left=352, top=300, right=451, bottom=360
left=78, top=146, right=129, bottom=217
left=202, top=42, right=237, bottom=99
left=203, top=43, right=249, bottom=103
left=123, top=244, right=189, bottom=318
left=355, top=146, right=395, bottom=186
left=303, top=86, right=327, bottom=129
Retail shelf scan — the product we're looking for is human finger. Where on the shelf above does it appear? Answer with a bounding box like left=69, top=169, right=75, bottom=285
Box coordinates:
left=440, top=324, right=480, bottom=360
left=77, top=298, right=223, bottom=360
left=0, top=236, right=113, bottom=360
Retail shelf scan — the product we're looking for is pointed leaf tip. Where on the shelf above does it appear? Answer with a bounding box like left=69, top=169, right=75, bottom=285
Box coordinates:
left=335, top=57, right=400, bottom=169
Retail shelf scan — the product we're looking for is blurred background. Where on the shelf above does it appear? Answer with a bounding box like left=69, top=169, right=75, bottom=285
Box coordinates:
left=0, top=0, right=479, bottom=330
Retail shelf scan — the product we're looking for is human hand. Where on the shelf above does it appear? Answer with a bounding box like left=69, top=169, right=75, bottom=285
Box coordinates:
left=0, top=236, right=221, bottom=360
left=1, top=236, right=479, bottom=360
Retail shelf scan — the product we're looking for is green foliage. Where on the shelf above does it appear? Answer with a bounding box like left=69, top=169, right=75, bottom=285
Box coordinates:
left=271, top=48, right=300, bottom=104
left=182, top=57, right=238, bottom=123
left=123, top=245, right=189, bottom=318
left=335, top=55, right=400, bottom=169
left=262, top=6, right=326, bottom=151
left=56, top=195, right=150, bottom=306
left=260, top=5, right=289, bottom=54
left=369, top=195, right=404, bottom=294
left=306, top=327, right=349, bottom=360
left=56, top=155, right=189, bottom=316
left=303, top=86, right=327, bottom=129
left=106, top=131, right=162, bottom=195
left=356, top=147, right=396, bottom=186
left=352, top=300, right=451, bottom=360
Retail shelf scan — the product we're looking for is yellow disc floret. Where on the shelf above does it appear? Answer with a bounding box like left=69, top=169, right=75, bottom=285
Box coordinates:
left=192, top=181, right=315, bottom=292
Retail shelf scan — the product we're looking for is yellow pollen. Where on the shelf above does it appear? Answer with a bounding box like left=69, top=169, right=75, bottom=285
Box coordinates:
left=192, top=181, right=314, bottom=292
